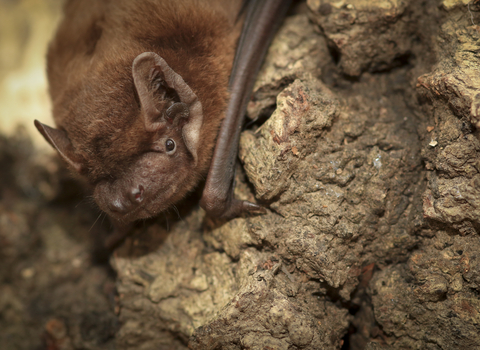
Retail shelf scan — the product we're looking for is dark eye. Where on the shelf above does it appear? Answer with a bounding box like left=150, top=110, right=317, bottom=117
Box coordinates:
left=165, top=139, right=176, bottom=154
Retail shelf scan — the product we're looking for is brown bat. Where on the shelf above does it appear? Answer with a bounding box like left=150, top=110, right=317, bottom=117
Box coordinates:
left=35, top=0, right=290, bottom=232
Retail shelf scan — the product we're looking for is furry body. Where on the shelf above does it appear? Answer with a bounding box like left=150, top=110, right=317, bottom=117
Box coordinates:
left=44, top=0, right=242, bottom=222
left=36, top=0, right=290, bottom=225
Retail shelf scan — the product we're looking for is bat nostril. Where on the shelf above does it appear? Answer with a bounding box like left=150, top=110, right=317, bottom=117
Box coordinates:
left=108, top=198, right=129, bottom=213
left=131, top=185, right=145, bottom=203
left=107, top=186, right=144, bottom=215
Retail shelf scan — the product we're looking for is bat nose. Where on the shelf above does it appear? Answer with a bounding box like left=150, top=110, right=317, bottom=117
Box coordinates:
left=129, top=185, right=145, bottom=204
left=107, top=198, right=130, bottom=214
left=106, top=185, right=144, bottom=214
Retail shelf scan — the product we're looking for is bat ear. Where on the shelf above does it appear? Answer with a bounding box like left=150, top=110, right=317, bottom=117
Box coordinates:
left=132, top=52, right=203, bottom=164
left=34, top=120, right=83, bottom=173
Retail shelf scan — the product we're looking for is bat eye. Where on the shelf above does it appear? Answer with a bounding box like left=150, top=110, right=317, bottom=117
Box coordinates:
left=165, top=139, right=176, bottom=154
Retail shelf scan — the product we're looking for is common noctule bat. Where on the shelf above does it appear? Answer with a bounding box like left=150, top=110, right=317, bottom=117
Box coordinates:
left=35, top=0, right=291, bottom=234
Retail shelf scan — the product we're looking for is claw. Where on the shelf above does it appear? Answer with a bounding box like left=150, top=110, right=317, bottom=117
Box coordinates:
left=241, top=200, right=267, bottom=215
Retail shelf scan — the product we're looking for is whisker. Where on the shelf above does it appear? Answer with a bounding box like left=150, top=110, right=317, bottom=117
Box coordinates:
left=172, top=205, right=186, bottom=224
left=100, top=212, right=107, bottom=225
left=172, top=205, right=180, bottom=219
left=75, top=198, right=86, bottom=209
left=89, top=212, right=103, bottom=232
left=469, top=3, right=476, bottom=26
left=163, top=211, right=169, bottom=231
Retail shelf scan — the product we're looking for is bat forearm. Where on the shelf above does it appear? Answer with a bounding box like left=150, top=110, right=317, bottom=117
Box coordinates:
left=201, top=0, right=292, bottom=218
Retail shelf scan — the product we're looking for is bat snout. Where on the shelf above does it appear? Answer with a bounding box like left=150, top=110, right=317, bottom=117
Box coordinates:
left=129, top=185, right=145, bottom=204
left=107, top=197, right=131, bottom=214
left=106, top=184, right=145, bottom=215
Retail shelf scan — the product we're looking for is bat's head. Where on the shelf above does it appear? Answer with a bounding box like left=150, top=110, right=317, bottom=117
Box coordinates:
left=35, top=52, right=205, bottom=223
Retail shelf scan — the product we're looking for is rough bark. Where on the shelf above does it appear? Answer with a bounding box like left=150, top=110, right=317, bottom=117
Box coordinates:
left=114, top=1, right=480, bottom=348
left=0, top=128, right=117, bottom=350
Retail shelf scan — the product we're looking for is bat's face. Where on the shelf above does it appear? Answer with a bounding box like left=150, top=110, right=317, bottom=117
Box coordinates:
left=36, top=52, right=204, bottom=223
left=92, top=103, right=200, bottom=222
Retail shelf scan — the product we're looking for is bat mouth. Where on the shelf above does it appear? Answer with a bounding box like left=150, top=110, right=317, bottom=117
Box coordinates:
left=105, top=206, right=152, bottom=223
left=93, top=153, right=194, bottom=224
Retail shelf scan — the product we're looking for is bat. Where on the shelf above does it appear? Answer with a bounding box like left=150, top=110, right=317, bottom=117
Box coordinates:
left=35, top=0, right=291, bottom=240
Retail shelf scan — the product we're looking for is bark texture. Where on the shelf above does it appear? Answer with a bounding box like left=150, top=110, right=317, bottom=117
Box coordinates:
left=112, top=1, right=480, bottom=348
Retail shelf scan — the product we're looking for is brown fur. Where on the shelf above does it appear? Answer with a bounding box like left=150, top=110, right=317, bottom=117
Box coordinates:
left=46, top=0, right=243, bottom=220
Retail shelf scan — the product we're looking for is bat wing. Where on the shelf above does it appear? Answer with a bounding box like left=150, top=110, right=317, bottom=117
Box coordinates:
left=201, top=0, right=292, bottom=218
